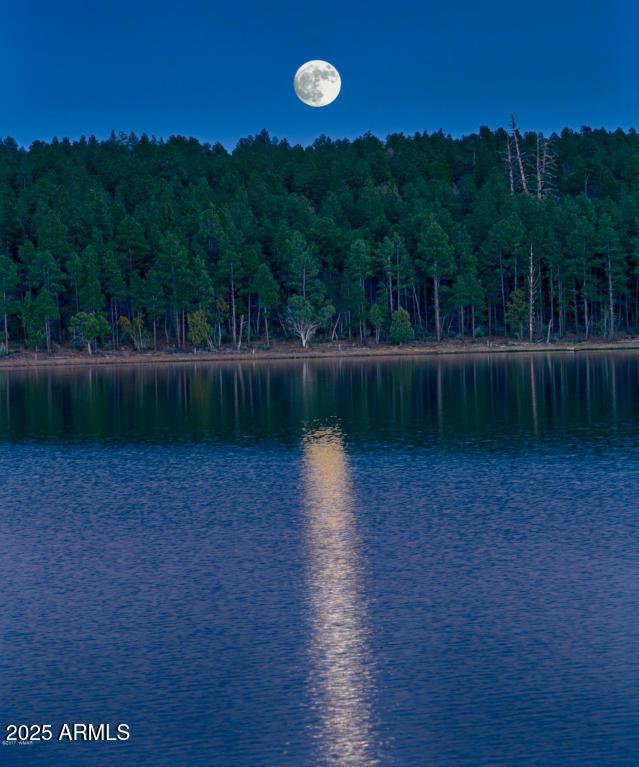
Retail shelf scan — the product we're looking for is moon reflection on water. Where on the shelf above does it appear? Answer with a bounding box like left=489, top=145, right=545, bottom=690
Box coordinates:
left=302, top=425, right=379, bottom=767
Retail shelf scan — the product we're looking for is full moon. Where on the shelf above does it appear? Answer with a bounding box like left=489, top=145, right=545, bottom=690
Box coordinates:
left=294, top=60, right=341, bottom=107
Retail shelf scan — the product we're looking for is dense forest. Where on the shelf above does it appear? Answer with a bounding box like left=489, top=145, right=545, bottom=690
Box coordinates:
left=1, top=121, right=639, bottom=353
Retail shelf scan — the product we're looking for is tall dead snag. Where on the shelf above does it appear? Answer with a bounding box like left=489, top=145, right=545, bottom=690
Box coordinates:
left=528, top=243, right=536, bottom=342
left=536, top=134, right=543, bottom=200
left=535, top=133, right=556, bottom=199
left=511, top=115, right=529, bottom=195
left=506, top=135, right=515, bottom=194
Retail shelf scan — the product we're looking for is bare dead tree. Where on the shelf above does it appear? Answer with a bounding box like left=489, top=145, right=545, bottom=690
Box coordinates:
left=236, top=314, right=245, bottom=351
left=511, top=115, right=529, bottom=195
left=535, top=133, right=556, bottom=200
left=536, top=134, right=543, bottom=200
left=505, top=135, right=515, bottom=194
left=528, top=243, right=538, bottom=342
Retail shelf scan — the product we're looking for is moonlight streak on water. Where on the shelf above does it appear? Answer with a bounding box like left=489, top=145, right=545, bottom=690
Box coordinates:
left=303, top=425, right=379, bottom=767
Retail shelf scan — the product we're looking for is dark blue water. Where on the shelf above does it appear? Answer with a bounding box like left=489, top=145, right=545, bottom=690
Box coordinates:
left=1, top=353, right=639, bottom=766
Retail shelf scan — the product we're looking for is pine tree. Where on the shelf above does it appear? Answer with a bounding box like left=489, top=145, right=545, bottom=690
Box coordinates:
left=344, top=238, right=372, bottom=341
left=116, top=215, right=150, bottom=284
left=155, top=233, right=192, bottom=348
left=505, top=288, right=528, bottom=338
left=216, top=232, right=244, bottom=349
left=79, top=245, right=105, bottom=314
left=142, top=267, right=165, bottom=351
left=0, top=255, right=18, bottom=351
left=450, top=225, right=485, bottom=338
left=252, top=263, right=280, bottom=345
left=102, top=249, right=127, bottom=348
left=390, top=308, right=414, bottom=344
left=368, top=302, right=385, bottom=343
left=598, top=212, right=626, bottom=338
left=417, top=217, right=454, bottom=341
left=285, top=230, right=320, bottom=300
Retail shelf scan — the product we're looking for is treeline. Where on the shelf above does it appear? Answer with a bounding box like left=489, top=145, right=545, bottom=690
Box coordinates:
left=1, top=122, right=639, bottom=353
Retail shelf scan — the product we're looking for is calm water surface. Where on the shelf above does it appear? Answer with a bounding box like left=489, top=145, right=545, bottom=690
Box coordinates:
left=1, top=352, right=638, bottom=766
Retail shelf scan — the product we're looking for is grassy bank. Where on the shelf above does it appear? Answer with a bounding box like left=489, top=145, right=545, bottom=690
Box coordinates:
left=1, top=337, right=639, bottom=370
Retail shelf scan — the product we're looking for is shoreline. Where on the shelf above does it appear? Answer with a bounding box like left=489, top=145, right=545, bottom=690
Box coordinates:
left=1, top=338, right=639, bottom=370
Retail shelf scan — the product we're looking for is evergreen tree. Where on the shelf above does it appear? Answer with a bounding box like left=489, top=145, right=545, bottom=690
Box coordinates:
left=390, top=308, right=414, bottom=344
left=450, top=225, right=485, bottom=338
left=116, top=215, right=150, bottom=280
left=0, top=255, right=18, bottom=351
left=598, top=212, right=626, bottom=337
left=187, top=309, right=212, bottom=351
left=66, top=250, right=82, bottom=313
left=285, top=230, right=320, bottom=300
left=20, top=247, right=64, bottom=351
left=505, top=289, right=528, bottom=338
left=79, top=245, right=105, bottom=314
left=417, top=218, right=454, bottom=341
left=102, top=249, right=127, bottom=348
left=155, top=232, right=192, bottom=348
left=252, top=263, right=280, bottom=345
left=22, top=291, right=58, bottom=351
left=368, top=302, right=385, bottom=343
left=215, top=216, right=245, bottom=348
left=142, top=267, right=165, bottom=351
left=344, top=238, right=372, bottom=341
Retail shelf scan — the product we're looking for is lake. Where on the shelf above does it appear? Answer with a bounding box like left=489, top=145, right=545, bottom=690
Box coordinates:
left=1, top=352, right=639, bottom=766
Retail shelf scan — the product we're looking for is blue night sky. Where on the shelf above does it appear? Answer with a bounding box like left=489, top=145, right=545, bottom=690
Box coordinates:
left=3, top=0, right=635, bottom=148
